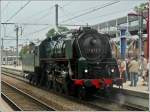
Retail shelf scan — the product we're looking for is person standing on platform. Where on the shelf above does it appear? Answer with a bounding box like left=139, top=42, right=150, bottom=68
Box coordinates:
left=126, top=57, right=131, bottom=81
left=120, top=59, right=128, bottom=82
left=14, top=60, right=16, bottom=67
left=128, top=57, right=139, bottom=87
left=117, top=59, right=121, bottom=77
left=146, top=62, right=149, bottom=90
left=140, top=55, right=147, bottom=86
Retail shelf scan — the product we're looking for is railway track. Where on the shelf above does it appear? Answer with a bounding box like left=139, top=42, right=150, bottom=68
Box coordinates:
left=1, top=80, right=55, bottom=111
left=2, top=69, right=102, bottom=111
left=1, top=67, right=149, bottom=111
left=1, top=73, right=108, bottom=111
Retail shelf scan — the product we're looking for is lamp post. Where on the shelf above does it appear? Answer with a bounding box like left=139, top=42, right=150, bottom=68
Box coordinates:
left=128, top=12, right=144, bottom=59
left=147, top=4, right=149, bottom=61
left=128, top=9, right=149, bottom=58
left=119, top=26, right=127, bottom=60
left=128, top=7, right=149, bottom=74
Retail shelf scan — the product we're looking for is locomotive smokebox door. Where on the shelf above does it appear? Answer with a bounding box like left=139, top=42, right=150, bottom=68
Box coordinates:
left=65, top=39, right=72, bottom=59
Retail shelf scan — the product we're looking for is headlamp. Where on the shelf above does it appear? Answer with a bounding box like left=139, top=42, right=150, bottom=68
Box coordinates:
left=84, top=69, right=88, bottom=73
left=111, top=69, right=114, bottom=72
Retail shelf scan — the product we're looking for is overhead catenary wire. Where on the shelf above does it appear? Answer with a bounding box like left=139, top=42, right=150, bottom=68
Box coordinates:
left=59, top=4, right=99, bottom=24
left=15, top=6, right=54, bottom=36
left=5, top=1, right=31, bottom=22
left=61, top=1, right=73, bottom=8
left=3, top=5, right=53, bottom=38
left=74, top=7, right=134, bottom=25
left=23, top=6, right=54, bottom=23
left=3, top=1, right=123, bottom=47
left=1, top=22, right=51, bottom=26
left=9, top=26, right=50, bottom=46
left=3, top=3, right=53, bottom=47
left=32, top=6, right=54, bottom=22
left=3, top=2, right=108, bottom=39
left=22, top=2, right=122, bottom=40
left=59, top=2, right=104, bottom=19
left=59, top=6, right=68, bottom=18
left=21, top=7, right=52, bottom=22
left=33, top=12, right=51, bottom=22
left=2, top=1, right=11, bottom=12
left=60, top=1, right=120, bottom=23
left=22, top=26, right=50, bottom=37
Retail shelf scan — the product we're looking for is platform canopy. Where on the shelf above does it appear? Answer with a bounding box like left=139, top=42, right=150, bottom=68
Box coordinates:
left=92, top=11, right=147, bottom=29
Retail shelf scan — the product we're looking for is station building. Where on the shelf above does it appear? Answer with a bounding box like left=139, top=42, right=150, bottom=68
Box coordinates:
left=1, top=48, right=20, bottom=65
left=92, top=11, right=148, bottom=59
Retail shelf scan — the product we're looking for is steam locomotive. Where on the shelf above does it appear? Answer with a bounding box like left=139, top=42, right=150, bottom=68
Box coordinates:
left=22, top=27, right=121, bottom=98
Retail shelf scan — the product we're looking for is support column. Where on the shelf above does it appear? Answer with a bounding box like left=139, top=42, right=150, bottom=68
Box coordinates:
left=55, top=4, right=58, bottom=28
left=138, top=11, right=143, bottom=58
left=120, top=27, right=127, bottom=59
left=15, top=25, right=19, bottom=66
left=147, top=3, right=149, bottom=60
left=116, top=19, right=118, bottom=38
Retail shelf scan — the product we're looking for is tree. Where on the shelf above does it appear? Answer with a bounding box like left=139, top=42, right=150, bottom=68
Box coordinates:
left=58, top=26, right=69, bottom=32
left=19, top=42, right=35, bottom=59
left=46, top=28, right=56, bottom=38
left=46, top=26, right=69, bottom=38
left=134, top=2, right=148, bottom=13
left=19, top=45, right=28, bottom=58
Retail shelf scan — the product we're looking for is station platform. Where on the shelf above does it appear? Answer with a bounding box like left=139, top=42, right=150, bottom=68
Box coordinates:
left=0, top=97, right=13, bottom=112
left=1, top=65, right=22, bottom=71
left=1, top=65, right=149, bottom=94
left=122, top=80, right=149, bottom=94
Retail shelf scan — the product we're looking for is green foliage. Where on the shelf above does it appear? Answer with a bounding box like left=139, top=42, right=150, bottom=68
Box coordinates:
left=134, top=2, right=148, bottom=12
left=46, top=28, right=56, bottom=38
left=19, top=42, right=35, bottom=59
left=19, top=45, right=28, bottom=58
left=58, top=26, right=69, bottom=32
left=46, top=26, right=69, bottom=38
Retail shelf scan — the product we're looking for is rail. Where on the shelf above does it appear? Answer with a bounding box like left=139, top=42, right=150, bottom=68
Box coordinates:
left=1, top=80, right=55, bottom=111
left=1, top=67, right=149, bottom=111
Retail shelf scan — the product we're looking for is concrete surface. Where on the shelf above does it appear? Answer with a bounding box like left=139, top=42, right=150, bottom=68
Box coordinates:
left=1, top=65, right=22, bottom=71
left=0, top=98, right=13, bottom=112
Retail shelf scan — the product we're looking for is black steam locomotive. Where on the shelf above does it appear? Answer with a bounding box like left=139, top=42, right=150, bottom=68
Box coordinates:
left=22, top=27, right=121, bottom=98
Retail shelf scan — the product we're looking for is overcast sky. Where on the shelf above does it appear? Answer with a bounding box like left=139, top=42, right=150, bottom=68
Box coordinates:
left=0, top=0, right=147, bottom=49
